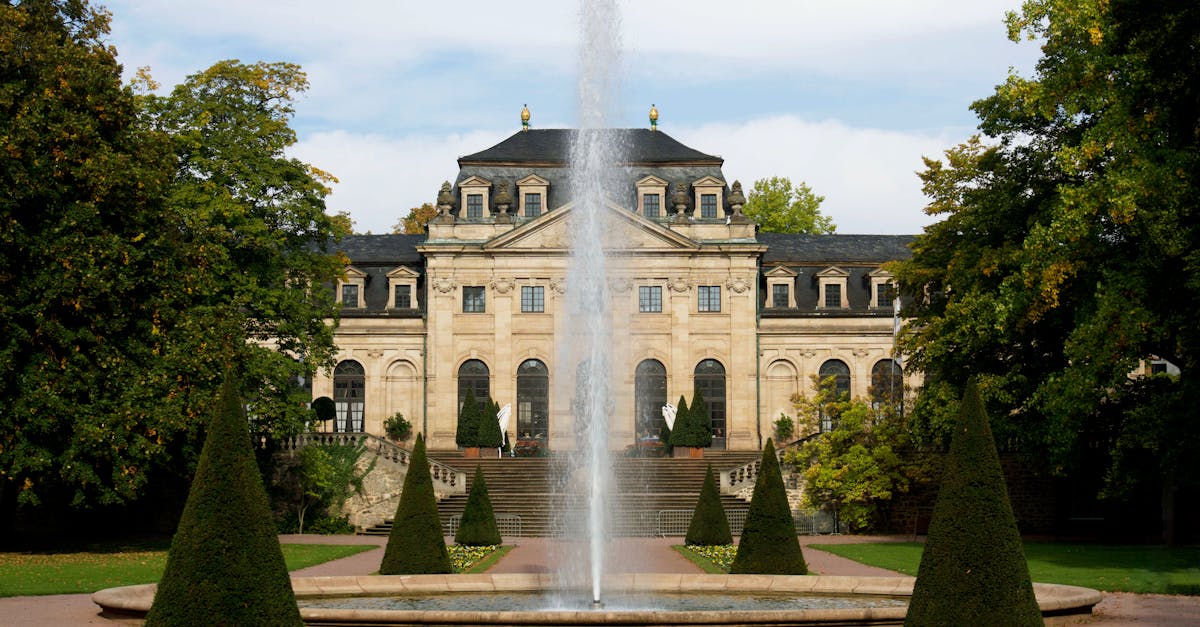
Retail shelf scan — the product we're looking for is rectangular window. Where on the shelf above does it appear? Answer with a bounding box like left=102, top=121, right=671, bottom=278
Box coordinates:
left=700, top=193, right=718, bottom=219
left=521, top=286, right=544, bottom=313
left=463, top=286, right=486, bottom=312
left=394, top=284, right=411, bottom=309
left=466, top=194, right=484, bottom=219
left=824, top=283, right=842, bottom=308
left=341, top=284, right=359, bottom=308
left=876, top=283, right=894, bottom=308
left=698, top=285, right=721, bottom=312
left=643, top=193, right=660, bottom=218
left=772, top=284, right=789, bottom=308
left=639, top=286, right=662, bottom=313
left=524, top=193, right=542, bottom=218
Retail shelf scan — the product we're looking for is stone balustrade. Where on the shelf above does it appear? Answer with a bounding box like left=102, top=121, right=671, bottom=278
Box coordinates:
left=281, top=432, right=466, bottom=496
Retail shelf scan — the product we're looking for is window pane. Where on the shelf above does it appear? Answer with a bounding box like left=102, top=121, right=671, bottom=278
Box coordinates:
left=524, top=193, right=541, bottom=218
left=333, top=360, right=365, bottom=433
left=458, top=359, right=490, bottom=419
left=463, top=286, right=486, bottom=312
left=772, top=284, right=789, bottom=307
left=700, top=193, right=718, bottom=219
left=521, top=286, right=544, bottom=313
left=517, top=359, right=549, bottom=440
left=394, top=284, right=411, bottom=308
left=876, top=283, right=894, bottom=308
left=698, top=285, right=720, bottom=312
left=341, top=284, right=358, bottom=308
left=467, top=194, right=484, bottom=219
left=635, top=360, right=668, bottom=439
left=643, top=193, right=660, bottom=218
left=639, top=286, right=662, bottom=313
left=694, top=359, right=726, bottom=449
left=824, top=283, right=841, bottom=308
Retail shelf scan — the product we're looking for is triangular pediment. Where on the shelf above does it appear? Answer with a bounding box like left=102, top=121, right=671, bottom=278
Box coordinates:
left=637, top=175, right=669, bottom=187
left=692, top=175, right=725, bottom=188
left=483, top=203, right=700, bottom=252
left=815, top=266, right=850, bottom=278
left=459, top=175, right=491, bottom=188
left=867, top=267, right=894, bottom=279
left=344, top=266, right=368, bottom=279
left=765, top=265, right=797, bottom=278
left=516, top=174, right=549, bottom=186
left=386, top=266, right=421, bottom=279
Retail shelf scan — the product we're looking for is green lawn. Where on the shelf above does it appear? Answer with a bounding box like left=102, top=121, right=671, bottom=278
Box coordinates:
left=809, top=542, right=1200, bottom=595
left=0, top=542, right=377, bottom=597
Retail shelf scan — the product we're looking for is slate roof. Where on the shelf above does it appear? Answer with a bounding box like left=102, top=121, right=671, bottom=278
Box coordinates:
left=332, top=234, right=425, bottom=264
left=759, top=233, right=915, bottom=264
left=458, top=129, right=722, bottom=165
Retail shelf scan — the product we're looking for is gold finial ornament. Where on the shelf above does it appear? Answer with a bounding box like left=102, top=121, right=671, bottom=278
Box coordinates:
left=521, top=104, right=531, bottom=131
left=649, top=104, right=659, bottom=131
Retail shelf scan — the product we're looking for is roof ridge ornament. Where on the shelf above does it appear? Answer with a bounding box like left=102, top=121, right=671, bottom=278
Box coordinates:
left=649, top=104, right=659, bottom=131
left=521, top=104, right=531, bottom=131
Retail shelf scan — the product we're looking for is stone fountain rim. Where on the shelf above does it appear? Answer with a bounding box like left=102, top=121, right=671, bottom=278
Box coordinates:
left=93, top=573, right=1102, bottom=625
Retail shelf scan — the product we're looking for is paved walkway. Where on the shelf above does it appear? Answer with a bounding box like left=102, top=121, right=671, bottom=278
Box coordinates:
left=1, top=534, right=1198, bottom=625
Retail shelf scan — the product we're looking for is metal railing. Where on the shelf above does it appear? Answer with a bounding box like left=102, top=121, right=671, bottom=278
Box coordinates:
left=446, top=513, right=524, bottom=538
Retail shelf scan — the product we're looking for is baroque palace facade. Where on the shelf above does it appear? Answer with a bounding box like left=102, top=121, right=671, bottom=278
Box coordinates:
left=311, top=125, right=915, bottom=452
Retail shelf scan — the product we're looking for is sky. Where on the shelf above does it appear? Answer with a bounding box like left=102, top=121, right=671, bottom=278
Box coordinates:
left=101, top=0, right=1043, bottom=235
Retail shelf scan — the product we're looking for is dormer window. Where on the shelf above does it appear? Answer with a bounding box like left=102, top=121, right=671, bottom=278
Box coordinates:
left=691, top=176, right=725, bottom=220
left=458, top=175, right=491, bottom=221
left=764, top=266, right=797, bottom=308
left=868, top=268, right=897, bottom=309
left=387, top=266, right=420, bottom=309
left=339, top=266, right=368, bottom=309
left=815, top=266, right=850, bottom=309
left=635, top=175, right=668, bottom=218
left=517, top=174, right=550, bottom=218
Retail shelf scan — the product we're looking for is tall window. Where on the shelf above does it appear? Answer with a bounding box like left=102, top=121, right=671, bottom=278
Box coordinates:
left=516, top=359, right=549, bottom=440
left=772, top=284, right=789, bottom=308
left=870, top=359, right=903, bottom=412
left=634, top=360, right=667, bottom=440
left=818, top=359, right=851, bottom=432
left=341, top=284, right=359, bottom=308
left=694, top=359, right=727, bottom=449
left=700, top=193, right=718, bottom=219
left=333, top=360, right=365, bottom=432
left=466, top=193, right=484, bottom=219
left=524, top=193, right=542, bottom=218
left=463, top=286, right=486, bottom=312
left=824, top=283, right=842, bottom=308
left=643, top=193, right=660, bottom=218
left=639, top=286, right=662, bottom=313
left=876, top=283, right=895, bottom=308
left=457, top=360, right=490, bottom=416
left=698, top=286, right=721, bottom=312
left=394, top=284, right=412, bottom=309
left=521, top=286, right=544, bottom=313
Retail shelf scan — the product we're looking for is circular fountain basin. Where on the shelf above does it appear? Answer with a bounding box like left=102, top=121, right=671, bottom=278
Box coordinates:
left=93, top=573, right=1102, bottom=626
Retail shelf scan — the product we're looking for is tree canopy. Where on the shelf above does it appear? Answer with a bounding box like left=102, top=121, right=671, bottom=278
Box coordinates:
left=742, top=177, right=835, bottom=234
left=893, top=0, right=1200, bottom=542
left=394, top=202, right=438, bottom=234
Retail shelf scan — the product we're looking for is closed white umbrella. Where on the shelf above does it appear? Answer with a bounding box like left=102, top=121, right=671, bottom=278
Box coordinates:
left=497, top=404, right=511, bottom=457
left=662, top=403, right=677, bottom=431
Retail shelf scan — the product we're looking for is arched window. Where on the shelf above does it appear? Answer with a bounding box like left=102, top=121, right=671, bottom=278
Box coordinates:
left=870, top=359, right=904, bottom=413
left=634, top=360, right=667, bottom=440
left=694, top=359, right=727, bottom=449
left=818, top=359, right=851, bottom=432
left=333, top=360, right=365, bottom=432
left=458, top=359, right=490, bottom=416
left=516, top=359, right=549, bottom=440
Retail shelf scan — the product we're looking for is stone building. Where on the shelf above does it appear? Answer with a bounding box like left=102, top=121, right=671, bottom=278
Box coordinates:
left=311, top=123, right=915, bottom=452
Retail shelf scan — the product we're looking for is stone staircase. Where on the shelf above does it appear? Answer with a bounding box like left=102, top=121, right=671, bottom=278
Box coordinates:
left=361, top=451, right=762, bottom=537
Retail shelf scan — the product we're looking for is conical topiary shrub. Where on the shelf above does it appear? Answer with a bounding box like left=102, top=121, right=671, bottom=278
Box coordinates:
left=729, top=438, right=806, bottom=574
left=671, top=391, right=713, bottom=448
left=477, top=397, right=503, bottom=449
left=686, top=464, right=732, bottom=546
left=456, top=390, right=480, bottom=448
left=380, top=433, right=453, bottom=574
left=455, top=466, right=502, bottom=546
left=145, top=373, right=301, bottom=626
left=904, top=381, right=1042, bottom=626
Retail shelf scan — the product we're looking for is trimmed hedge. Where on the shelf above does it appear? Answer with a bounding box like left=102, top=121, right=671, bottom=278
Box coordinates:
left=456, top=390, right=481, bottom=448
left=670, top=392, right=712, bottom=448
left=905, top=381, right=1042, bottom=626
left=686, top=464, right=732, bottom=546
left=477, top=397, right=503, bottom=449
left=729, top=438, right=806, bottom=574
left=455, top=466, right=502, bottom=546
left=145, top=374, right=301, bottom=626
left=380, top=433, right=453, bottom=574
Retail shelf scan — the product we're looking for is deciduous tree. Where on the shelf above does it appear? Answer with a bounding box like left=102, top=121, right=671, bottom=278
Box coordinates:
left=742, top=177, right=835, bottom=234
left=394, top=202, right=438, bottom=234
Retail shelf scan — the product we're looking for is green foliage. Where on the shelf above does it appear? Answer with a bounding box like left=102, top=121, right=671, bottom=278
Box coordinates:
left=894, top=0, right=1200, bottom=541
left=670, top=392, right=712, bottom=448
left=145, top=373, right=301, bottom=626
left=380, top=434, right=452, bottom=574
left=730, top=439, right=807, bottom=574
left=293, top=442, right=370, bottom=534
left=394, top=202, right=438, bottom=234
left=905, top=382, right=1041, bottom=626
left=384, top=412, right=412, bottom=442
left=455, top=466, right=502, bottom=546
left=456, top=391, right=481, bottom=448
left=686, top=465, right=732, bottom=546
left=742, top=177, right=835, bottom=234
left=773, top=413, right=795, bottom=442
left=476, top=398, right=503, bottom=449
left=311, top=397, right=336, bottom=424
